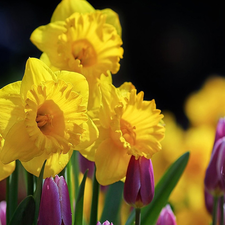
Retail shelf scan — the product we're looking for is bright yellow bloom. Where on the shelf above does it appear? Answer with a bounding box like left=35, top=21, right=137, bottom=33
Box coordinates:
left=0, top=135, right=15, bottom=181
left=30, top=11, right=123, bottom=81
left=90, top=82, right=165, bottom=185
left=185, top=76, right=225, bottom=127
left=0, top=58, right=98, bottom=178
left=50, top=0, right=122, bottom=37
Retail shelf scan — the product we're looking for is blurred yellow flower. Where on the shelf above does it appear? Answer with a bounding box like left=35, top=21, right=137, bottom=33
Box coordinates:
left=185, top=76, right=225, bottom=127
left=0, top=58, right=98, bottom=178
left=30, top=11, right=123, bottom=81
left=90, top=82, right=165, bottom=185
left=0, top=135, right=15, bottom=181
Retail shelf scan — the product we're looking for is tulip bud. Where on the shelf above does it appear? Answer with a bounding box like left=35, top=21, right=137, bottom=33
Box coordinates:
left=0, top=201, right=6, bottom=225
left=38, top=175, right=72, bottom=225
left=214, top=117, right=225, bottom=145
left=204, top=137, right=225, bottom=196
left=124, top=156, right=154, bottom=208
left=156, top=204, right=176, bottom=225
left=96, top=221, right=113, bottom=225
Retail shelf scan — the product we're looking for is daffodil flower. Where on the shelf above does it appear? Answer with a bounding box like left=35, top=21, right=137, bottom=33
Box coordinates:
left=0, top=58, right=98, bottom=178
left=90, top=82, right=165, bottom=185
left=30, top=11, right=123, bottom=81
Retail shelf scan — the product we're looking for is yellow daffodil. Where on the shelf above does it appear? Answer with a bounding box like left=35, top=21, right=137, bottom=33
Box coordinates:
left=0, top=58, right=98, bottom=178
left=89, top=82, right=165, bottom=185
left=0, top=135, right=15, bottom=181
left=50, top=0, right=122, bottom=37
left=30, top=11, right=123, bottom=82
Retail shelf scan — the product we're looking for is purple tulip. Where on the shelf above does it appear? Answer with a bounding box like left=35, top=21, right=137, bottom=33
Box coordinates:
left=96, top=221, right=113, bottom=225
left=124, top=156, right=154, bottom=208
left=214, top=117, right=225, bottom=146
left=156, top=204, right=176, bottom=225
left=0, top=201, right=6, bottom=225
left=38, top=175, right=72, bottom=225
left=204, top=137, right=225, bottom=196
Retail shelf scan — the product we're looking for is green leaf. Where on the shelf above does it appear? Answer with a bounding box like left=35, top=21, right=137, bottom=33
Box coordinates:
left=100, top=181, right=124, bottom=224
left=125, top=151, right=190, bottom=225
left=74, top=170, right=88, bottom=225
left=9, top=195, right=35, bottom=225
left=33, top=160, right=47, bottom=225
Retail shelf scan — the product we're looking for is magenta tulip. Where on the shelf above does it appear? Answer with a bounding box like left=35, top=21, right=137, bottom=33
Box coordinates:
left=124, top=156, right=154, bottom=208
left=0, top=201, right=6, bottom=225
left=156, top=204, right=176, bottom=225
left=204, top=137, right=225, bottom=196
left=38, top=175, right=72, bottom=225
left=96, top=221, right=113, bottom=225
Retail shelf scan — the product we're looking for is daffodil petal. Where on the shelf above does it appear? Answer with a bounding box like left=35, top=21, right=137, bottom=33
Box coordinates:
left=0, top=161, right=15, bottom=181
left=95, top=139, right=130, bottom=185
left=0, top=121, right=39, bottom=164
left=51, top=0, right=95, bottom=22
left=0, top=81, right=23, bottom=137
left=75, top=117, right=99, bottom=160
left=20, top=58, right=58, bottom=101
left=100, top=8, right=122, bottom=37
left=22, top=150, right=73, bottom=178
left=56, top=70, right=89, bottom=107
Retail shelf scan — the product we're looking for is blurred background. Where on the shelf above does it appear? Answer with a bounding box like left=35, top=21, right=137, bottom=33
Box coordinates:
left=1, top=0, right=225, bottom=224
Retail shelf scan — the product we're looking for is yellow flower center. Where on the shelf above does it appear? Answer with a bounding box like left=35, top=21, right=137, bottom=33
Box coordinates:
left=120, top=119, right=136, bottom=146
left=72, top=40, right=97, bottom=67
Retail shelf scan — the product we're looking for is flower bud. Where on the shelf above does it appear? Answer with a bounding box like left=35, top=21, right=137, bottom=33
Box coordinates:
left=156, top=204, right=176, bottom=225
left=214, top=117, right=225, bottom=145
left=124, top=156, right=154, bottom=208
left=0, top=201, right=6, bottom=225
left=204, top=137, right=225, bottom=196
left=38, top=175, right=72, bottom=225
left=96, top=221, right=113, bottom=225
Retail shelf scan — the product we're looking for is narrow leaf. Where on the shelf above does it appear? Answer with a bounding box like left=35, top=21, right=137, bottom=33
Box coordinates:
left=9, top=195, right=35, bottom=225
left=33, top=160, right=47, bottom=225
left=100, top=181, right=124, bottom=224
left=74, top=170, right=88, bottom=225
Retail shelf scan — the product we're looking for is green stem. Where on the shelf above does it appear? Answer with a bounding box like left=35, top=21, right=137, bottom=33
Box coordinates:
left=72, top=151, right=80, bottom=200
left=212, top=196, right=219, bottom=225
left=135, top=208, right=141, bottom=225
left=90, top=168, right=99, bottom=225
left=220, top=195, right=224, bottom=225
left=26, top=171, right=34, bottom=196
left=6, top=160, right=19, bottom=225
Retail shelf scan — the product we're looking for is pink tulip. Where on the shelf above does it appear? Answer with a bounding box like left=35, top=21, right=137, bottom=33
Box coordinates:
left=156, top=204, right=176, bottom=225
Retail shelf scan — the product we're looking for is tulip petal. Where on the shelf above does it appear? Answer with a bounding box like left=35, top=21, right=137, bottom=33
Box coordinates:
left=139, top=157, right=154, bottom=205
left=55, top=175, right=72, bottom=225
left=38, top=178, right=61, bottom=225
left=124, top=156, right=141, bottom=206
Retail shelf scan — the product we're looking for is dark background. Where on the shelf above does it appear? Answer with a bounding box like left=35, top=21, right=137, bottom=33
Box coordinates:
left=1, top=0, right=225, bottom=128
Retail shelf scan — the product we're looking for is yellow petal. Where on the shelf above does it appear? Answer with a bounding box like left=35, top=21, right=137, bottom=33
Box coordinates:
left=51, top=0, right=95, bottom=22
left=0, top=121, right=39, bottom=164
left=0, top=161, right=15, bottom=181
left=0, top=81, right=24, bottom=137
left=20, top=58, right=57, bottom=101
left=95, top=138, right=130, bottom=185
left=100, top=8, right=122, bottom=37
left=22, top=150, right=73, bottom=178
left=75, top=117, right=99, bottom=161
left=56, top=70, right=89, bottom=107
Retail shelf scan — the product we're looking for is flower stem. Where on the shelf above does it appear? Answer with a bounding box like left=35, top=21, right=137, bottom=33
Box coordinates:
left=90, top=167, right=100, bottom=225
left=6, top=160, right=19, bottom=225
left=26, top=171, right=34, bottom=196
left=212, top=196, right=219, bottom=225
left=220, top=195, right=224, bottom=225
left=135, top=208, right=141, bottom=225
